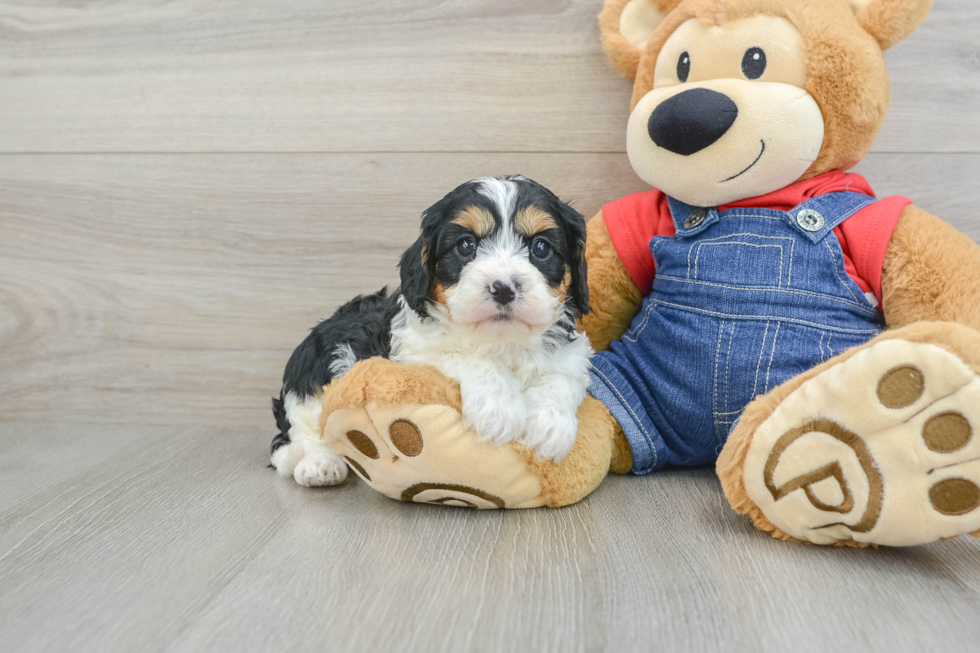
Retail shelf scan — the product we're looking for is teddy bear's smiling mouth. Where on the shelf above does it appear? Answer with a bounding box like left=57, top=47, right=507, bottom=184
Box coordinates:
left=721, top=140, right=766, bottom=183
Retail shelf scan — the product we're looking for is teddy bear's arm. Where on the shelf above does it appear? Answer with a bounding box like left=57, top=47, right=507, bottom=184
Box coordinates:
left=881, top=204, right=980, bottom=330
left=579, top=210, right=644, bottom=351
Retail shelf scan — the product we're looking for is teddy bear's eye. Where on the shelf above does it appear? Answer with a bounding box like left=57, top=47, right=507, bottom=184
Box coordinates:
left=742, top=47, right=767, bottom=80
left=677, top=51, right=691, bottom=83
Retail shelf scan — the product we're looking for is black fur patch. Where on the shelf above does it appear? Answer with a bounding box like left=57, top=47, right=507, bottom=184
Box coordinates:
left=270, top=288, right=402, bottom=455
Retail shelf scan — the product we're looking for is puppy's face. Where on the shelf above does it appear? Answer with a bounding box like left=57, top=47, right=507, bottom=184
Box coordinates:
left=400, top=176, right=589, bottom=339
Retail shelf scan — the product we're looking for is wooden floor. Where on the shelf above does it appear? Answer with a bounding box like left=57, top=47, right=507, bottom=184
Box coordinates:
left=2, top=1, right=980, bottom=651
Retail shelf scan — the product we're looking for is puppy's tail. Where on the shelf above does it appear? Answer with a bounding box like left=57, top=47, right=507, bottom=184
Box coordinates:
left=269, top=395, right=291, bottom=466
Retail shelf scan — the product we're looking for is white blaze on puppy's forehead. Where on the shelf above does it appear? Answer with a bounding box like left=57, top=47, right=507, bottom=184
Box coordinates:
left=475, top=176, right=521, bottom=225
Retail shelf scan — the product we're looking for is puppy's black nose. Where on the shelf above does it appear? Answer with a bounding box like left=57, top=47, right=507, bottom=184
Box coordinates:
left=490, top=280, right=515, bottom=306
left=647, top=88, right=738, bottom=156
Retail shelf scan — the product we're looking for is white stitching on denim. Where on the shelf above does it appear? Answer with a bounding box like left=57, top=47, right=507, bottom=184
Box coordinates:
left=765, top=322, right=781, bottom=393
left=694, top=242, right=784, bottom=286
left=818, top=331, right=826, bottom=360
left=590, top=365, right=659, bottom=469
left=712, top=321, right=726, bottom=432
left=686, top=240, right=694, bottom=280
left=691, top=232, right=794, bottom=287
left=827, top=333, right=835, bottom=358
left=724, top=324, right=735, bottom=422
left=787, top=239, right=795, bottom=286
left=623, top=301, right=656, bottom=343
left=752, top=321, right=769, bottom=398
left=693, top=232, right=795, bottom=242
left=720, top=213, right=783, bottom=220
left=645, top=298, right=881, bottom=334
left=694, top=231, right=795, bottom=242
left=653, top=276, right=879, bottom=315
left=823, top=238, right=861, bottom=303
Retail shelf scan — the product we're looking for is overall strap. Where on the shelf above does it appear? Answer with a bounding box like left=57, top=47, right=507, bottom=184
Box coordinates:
left=666, top=192, right=877, bottom=242
left=666, top=196, right=721, bottom=238
left=783, top=192, right=877, bottom=243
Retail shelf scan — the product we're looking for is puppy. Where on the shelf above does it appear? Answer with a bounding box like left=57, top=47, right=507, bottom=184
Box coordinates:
left=270, top=176, right=593, bottom=487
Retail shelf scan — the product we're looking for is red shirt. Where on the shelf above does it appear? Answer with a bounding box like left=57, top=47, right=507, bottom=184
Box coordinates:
left=602, top=171, right=911, bottom=308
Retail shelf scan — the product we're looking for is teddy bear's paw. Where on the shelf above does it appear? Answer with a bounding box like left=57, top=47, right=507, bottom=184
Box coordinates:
left=742, top=337, right=980, bottom=546
left=322, top=403, right=547, bottom=509
left=521, top=407, right=578, bottom=462
left=293, top=447, right=349, bottom=487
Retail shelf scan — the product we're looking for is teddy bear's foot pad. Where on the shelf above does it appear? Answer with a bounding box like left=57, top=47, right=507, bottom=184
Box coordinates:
left=743, top=338, right=980, bottom=546
left=324, top=403, right=546, bottom=508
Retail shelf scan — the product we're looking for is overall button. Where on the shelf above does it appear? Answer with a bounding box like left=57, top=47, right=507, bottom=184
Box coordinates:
left=797, top=209, right=825, bottom=232
left=684, top=208, right=708, bottom=229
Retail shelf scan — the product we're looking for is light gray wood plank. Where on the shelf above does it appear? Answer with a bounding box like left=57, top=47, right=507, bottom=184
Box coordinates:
left=0, top=0, right=975, bottom=154
left=1, top=152, right=978, bottom=427
left=1, top=422, right=979, bottom=653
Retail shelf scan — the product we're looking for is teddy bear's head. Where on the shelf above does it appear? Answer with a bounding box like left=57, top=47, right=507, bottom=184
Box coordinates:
left=599, top=0, right=932, bottom=207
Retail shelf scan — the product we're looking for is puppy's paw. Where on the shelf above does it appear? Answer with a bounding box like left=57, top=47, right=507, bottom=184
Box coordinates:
left=461, top=382, right=527, bottom=445
left=293, top=449, right=349, bottom=487
left=522, top=407, right=578, bottom=462
left=270, top=441, right=305, bottom=477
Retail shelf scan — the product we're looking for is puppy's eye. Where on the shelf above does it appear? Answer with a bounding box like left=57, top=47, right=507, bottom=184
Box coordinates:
left=677, top=51, right=691, bottom=83
left=530, top=238, right=551, bottom=259
left=456, top=237, right=477, bottom=257
left=742, top=47, right=766, bottom=80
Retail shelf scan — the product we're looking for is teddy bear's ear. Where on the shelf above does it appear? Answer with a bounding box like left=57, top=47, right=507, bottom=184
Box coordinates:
left=847, top=0, right=933, bottom=51
left=599, top=0, right=682, bottom=79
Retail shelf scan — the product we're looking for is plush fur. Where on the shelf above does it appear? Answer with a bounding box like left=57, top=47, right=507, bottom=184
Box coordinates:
left=881, top=204, right=980, bottom=330
left=578, top=211, right=644, bottom=352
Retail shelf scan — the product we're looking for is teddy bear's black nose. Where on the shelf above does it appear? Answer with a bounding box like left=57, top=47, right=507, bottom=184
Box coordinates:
left=647, top=88, right=739, bottom=156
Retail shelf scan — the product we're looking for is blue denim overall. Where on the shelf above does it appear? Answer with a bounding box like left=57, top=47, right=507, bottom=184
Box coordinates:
left=588, top=192, right=886, bottom=474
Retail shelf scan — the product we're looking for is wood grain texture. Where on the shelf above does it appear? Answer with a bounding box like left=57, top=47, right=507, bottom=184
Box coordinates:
left=2, top=1, right=980, bottom=651
left=1, top=153, right=978, bottom=427
left=0, top=0, right=976, bottom=154
left=1, top=422, right=979, bottom=653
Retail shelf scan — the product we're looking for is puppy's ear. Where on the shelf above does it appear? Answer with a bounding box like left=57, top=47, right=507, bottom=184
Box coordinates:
left=555, top=201, right=591, bottom=318
left=399, top=234, right=432, bottom=317
left=400, top=196, right=451, bottom=317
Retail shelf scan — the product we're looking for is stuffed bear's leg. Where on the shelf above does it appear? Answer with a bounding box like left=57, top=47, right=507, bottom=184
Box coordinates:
left=718, top=321, right=980, bottom=546
left=320, top=358, right=627, bottom=508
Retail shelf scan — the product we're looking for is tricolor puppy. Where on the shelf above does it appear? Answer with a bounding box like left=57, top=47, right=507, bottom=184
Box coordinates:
left=270, top=176, right=593, bottom=487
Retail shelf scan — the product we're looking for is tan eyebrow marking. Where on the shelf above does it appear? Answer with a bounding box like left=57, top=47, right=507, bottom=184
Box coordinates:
left=515, top=206, right=558, bottom=236
left=452, top=206, right=495, bottom=236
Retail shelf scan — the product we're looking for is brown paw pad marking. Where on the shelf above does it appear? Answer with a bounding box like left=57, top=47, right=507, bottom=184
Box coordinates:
left=764, top=419, right=883, bottom=533
left=876, top=365, right=979, bottom=517
left=346, top=430, right=379, bottom=459
left=922, top=412, right=973, bottom=453
left=343, top=456, right=371, bottom=481
left=876, top=365, right=925, bottom=409
left=401, top=483, right=505, bottom=508
left=923, top=409, right=978, bottom=516
left=389, top=419, right=423, bottom=457
left=929, top=478, right=980, bottom=516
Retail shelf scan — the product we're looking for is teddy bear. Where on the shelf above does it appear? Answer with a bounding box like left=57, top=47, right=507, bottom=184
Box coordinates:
left=317, top=0, right=980, bottom=548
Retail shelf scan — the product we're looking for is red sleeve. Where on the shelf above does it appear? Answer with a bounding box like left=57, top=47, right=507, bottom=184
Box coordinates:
left=833, top=196, right=912, bottom=308
left=601, top=190, right=676, bottom=295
